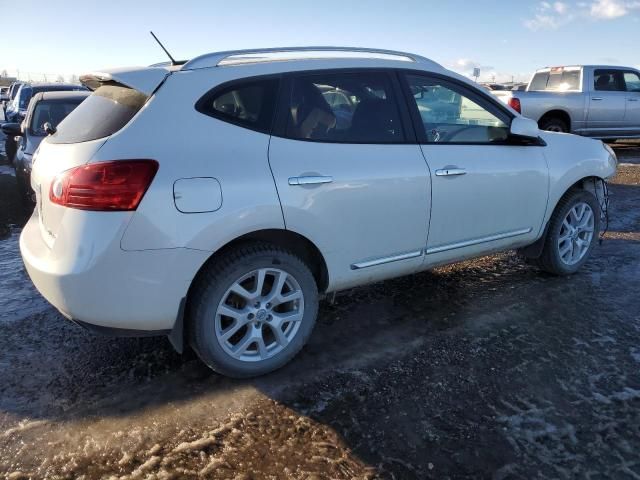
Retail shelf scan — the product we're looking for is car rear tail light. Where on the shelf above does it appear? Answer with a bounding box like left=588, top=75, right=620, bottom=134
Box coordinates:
left=50, top=160, right=158, bottom=211
left=508, top=97, right=522, bottom=114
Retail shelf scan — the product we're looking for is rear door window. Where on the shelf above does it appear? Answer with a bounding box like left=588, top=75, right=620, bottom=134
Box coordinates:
left=49, top=83, right=148, bottom=144
left=196, top=78, right=280, bottom=133
left=284, top=71, right=404, bottom=143
left=594, top=70, right=626, bottom=91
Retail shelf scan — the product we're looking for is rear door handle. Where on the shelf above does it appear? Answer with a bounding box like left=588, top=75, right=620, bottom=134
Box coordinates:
left=288, top=175, right=333, bottom=186
left=592, top=97, right=603, bottom=101
left=629, top=98, right=639, bottom=102
left=435, top=168, right=466, bottom=177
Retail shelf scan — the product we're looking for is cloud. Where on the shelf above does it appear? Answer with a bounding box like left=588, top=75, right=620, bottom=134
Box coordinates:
left=590, top=0, right=629, bottom=17
left=524, top=0, right=640, bottom=29
left=524, top=1, right=575, bottom=30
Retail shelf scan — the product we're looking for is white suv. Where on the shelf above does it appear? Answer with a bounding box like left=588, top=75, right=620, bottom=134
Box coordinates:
left=21, top=47, right=617, bottom=377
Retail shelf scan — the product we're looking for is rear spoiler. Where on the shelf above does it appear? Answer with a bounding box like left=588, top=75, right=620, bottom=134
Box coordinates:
left=80, top=66, right=170, bottom=95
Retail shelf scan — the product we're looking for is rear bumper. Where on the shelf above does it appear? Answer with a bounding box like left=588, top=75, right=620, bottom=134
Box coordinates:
left=20, top=211, right=209, bottom=331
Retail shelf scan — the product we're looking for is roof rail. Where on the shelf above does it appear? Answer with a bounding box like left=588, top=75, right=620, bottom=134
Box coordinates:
left=182, top=46, right=435, bottom=70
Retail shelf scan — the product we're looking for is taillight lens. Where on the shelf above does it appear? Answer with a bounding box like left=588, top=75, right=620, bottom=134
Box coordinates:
left=49, top=160, right=158, bottom=211
left=508, top=97, right=522, bottom=114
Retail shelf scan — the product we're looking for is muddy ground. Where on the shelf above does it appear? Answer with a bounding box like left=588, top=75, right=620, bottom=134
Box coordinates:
left=1, top=144, right=639, bottom=479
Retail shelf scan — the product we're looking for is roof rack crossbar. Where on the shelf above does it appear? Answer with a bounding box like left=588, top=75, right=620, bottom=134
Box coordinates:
left=182, top=46, right=431, bottom=70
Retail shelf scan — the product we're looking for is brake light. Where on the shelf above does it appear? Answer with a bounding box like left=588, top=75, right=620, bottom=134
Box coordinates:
left=50, top=160, right=158, bottom=211
left=508, top=97, right=522, bottom=114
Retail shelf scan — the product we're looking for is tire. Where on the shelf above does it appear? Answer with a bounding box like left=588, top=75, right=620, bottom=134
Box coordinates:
left=539, top=117, right=568, bottom=133
left=189, top=242, right=319, bottom=378
left=534, top=189, right=601, bottom=275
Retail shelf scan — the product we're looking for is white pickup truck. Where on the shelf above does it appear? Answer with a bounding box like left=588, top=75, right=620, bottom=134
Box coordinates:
left=501, top=65, right=640, bottom=140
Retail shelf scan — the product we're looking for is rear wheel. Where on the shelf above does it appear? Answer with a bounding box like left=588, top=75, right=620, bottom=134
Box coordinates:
left=539, top=117, right=568, bottom=133
left=190, top=243, right=318, bottom=378
left=533, top=190, right=600, bottom=275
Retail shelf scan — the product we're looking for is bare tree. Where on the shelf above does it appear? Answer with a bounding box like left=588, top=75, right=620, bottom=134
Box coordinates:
left=1, top=70, right=6, bottom=78
left=56, top=75, right=65, bottom=83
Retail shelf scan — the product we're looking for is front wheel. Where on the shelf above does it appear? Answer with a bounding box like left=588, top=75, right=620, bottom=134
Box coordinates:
left=539, top=117, right=568, bottom=133
left=534, top=190, right=601, bottom=275
left=189, top=243, right=319, bottom=378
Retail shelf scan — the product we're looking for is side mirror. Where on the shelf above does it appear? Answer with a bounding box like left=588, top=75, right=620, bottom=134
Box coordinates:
left=43, top=122, right=57, bottom=136
left=510, top=116, right=540, bottom=139
left=1, top=122, right=21, bottom=136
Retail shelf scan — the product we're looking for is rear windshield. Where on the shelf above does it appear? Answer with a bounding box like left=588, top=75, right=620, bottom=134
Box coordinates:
left=529, top=70, right=581, bottom=91
left=49, top=83, right=148, bottom=144
left=30, top=100, right=84, bottom=136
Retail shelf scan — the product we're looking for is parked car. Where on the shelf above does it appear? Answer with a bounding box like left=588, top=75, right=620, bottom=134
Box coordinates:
left=3, top=90, right=89, bottom=203
left=5, top=82, right=87, bottom=123
left=20, top=47, right=617, bottom=377
left=0, top=86, right=8, bottom=119
left=500, top=65, right=640, bottom=139
left=2, top=81, right=22, bottom=118
left=4, top=83, right=87, bottom=164
left=7, top=81, right=23, bottom=104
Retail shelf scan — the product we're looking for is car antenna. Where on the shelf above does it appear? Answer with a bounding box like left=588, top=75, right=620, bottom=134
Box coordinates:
left=150, top=31, right=178, bottom=66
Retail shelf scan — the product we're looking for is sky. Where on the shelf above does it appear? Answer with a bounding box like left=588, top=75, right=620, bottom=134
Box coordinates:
left=2, top=0, right=640, bottom=84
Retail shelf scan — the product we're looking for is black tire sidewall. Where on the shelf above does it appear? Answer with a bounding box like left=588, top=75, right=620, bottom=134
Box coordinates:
left=541, top=118, right=568, bottom=133
left=546, top=190, right=601, bottom=274
left=192, top=248, right=318, bottom=378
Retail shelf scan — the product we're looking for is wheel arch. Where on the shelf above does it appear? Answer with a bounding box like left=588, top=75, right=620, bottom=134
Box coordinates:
left=187, top=228, right=330, bottom=300
left=519, top=175, right=605, bottom=258
left=538, top=109, right=572, bottom=131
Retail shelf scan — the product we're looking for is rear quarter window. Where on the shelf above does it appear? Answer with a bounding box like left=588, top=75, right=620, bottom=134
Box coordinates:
left=195, top=78, right=280, bottom=134
left=49, top=83, right=148, bottom=144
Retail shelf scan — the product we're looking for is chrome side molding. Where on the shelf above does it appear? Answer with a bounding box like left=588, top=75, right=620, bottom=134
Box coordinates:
left=350, top=228, right=533, bottom=269
left=426, top=228, right=532, bottom=255
left=351, top=250, right=423, bottom=270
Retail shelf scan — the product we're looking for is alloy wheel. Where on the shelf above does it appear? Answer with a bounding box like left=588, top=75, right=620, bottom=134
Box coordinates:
left=214, top=268, right=305, bottom=362
left=557, top=201, right=595, bottom=266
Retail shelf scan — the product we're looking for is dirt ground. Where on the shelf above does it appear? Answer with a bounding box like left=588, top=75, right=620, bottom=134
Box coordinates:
left=1, top=144, right=639, bottom=479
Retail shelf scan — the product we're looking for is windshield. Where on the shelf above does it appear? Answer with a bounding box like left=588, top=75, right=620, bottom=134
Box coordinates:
left=17, top=86, right=33, bottom=109
left=50, top=83, right=148, bottom=144
left=30, top=100, right=84, bottom=136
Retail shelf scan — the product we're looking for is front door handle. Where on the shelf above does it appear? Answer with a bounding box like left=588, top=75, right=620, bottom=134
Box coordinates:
left=592, top=97, right=604, bottom=101
left=288, top=175, right=334, bottom=186
left=435, top=168, right=466, bottom=177
left=629, top=98, right=639, bottom=102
